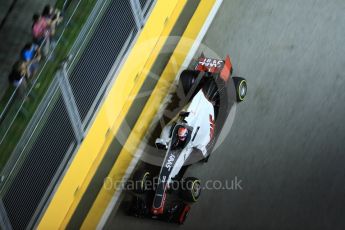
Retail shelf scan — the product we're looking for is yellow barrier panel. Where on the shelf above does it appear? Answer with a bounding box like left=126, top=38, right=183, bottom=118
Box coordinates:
left=81, top=0, right=217, bottom=228
left=37, top=1, right=187, bottom=229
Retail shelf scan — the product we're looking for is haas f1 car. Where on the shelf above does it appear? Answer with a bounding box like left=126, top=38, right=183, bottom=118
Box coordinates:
left=127, top=54, right=247, bottom=224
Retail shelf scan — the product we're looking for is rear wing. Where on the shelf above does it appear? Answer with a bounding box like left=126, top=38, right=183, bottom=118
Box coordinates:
left=195, top=54, right=233, bottom=81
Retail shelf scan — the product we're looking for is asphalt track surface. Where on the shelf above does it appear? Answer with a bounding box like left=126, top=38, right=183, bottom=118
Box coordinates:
left=106, top=0, right=345, bottom=229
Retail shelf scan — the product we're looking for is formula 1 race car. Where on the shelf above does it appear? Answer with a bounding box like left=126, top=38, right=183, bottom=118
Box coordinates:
left=127, top=54, right=247, bottom=224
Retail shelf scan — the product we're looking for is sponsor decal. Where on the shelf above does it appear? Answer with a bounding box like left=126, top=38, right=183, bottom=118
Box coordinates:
left=165, top=154, right=175, bottom=171
left=198, top=58, right=223, bottom=68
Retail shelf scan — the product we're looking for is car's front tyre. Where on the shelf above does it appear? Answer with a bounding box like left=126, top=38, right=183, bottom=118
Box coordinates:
left=131, top=169, right=151, bottom=194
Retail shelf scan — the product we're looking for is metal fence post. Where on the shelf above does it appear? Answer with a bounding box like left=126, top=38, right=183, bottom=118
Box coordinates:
left=58, top=64, right=84, bottom=143
left=130, top=0, right=145, bottom=29
left=0, top=199, right=12, bottom=230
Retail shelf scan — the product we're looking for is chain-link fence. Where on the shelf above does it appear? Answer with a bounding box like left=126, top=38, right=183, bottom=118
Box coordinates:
left=0, top=0, right=156, bottom=229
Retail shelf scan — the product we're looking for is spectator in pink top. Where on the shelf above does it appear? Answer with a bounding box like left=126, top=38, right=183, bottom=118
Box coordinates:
left=32, top=14, right=49, bottom=45
left=32, top=13, right=52, bottom=56
left=41, top=5, right=63, bottom=36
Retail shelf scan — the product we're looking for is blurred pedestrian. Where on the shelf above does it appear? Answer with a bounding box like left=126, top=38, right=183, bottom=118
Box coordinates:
left=8, top=60, right=29, bottom=98
left=20, top=43, right=41, bottom=77
left=32, top=13, right=40, bottom=29
left=41, top=4, right=63, bottom=36
left=32, top=13, right=51, bottom=55
left=32, top=14, right=49, bottom=45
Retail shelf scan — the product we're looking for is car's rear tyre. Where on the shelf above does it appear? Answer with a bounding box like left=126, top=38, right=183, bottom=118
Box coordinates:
left=180, top=177, right=201, bottom=202
left=131, top=169, right=151, bottom=194
left=179, top=70, right=199, bottom=95
left=233, top=76, right=247, bottom=102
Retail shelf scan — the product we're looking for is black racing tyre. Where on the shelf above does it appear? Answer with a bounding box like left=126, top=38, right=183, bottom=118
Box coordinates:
left=131, top=169, right=151, bottom=194
left=178, top=70, right=199, bottom=95
left=180, top=177, right=201, bottom=202
left=233, top=76, right=247, bottom=102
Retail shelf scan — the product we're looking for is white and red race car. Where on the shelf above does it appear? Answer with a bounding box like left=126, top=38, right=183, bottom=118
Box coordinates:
left=127, top=54, right=247, bottom=224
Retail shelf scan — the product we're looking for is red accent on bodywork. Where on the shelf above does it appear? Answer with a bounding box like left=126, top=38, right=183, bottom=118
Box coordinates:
left=209, top=114, right=215, bottom=139
left=220, top=55, right=232, bottom=82
left=151, top=205, right=164, bottom=215
left=196, top=57, right=209, bottom=72
left=179, top=204, right=191, bottom=224
left=151, top=187, right=167, bottom=215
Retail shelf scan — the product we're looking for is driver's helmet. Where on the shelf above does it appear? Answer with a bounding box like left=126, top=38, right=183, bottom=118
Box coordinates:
left=177, top=127, right=188, bottom=141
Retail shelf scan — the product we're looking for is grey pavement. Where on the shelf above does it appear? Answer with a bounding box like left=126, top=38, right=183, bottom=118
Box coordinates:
left=0, top=0, right=55, bottom=99
left=0, top=1, right=14, bottom=24
left=107, top=0, right=345, bottom=229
